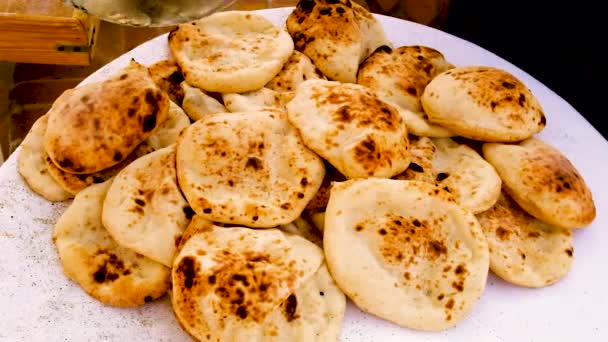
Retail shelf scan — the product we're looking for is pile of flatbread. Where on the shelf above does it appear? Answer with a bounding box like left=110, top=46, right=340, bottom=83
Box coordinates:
left=17, top=1, right=596, bottom=339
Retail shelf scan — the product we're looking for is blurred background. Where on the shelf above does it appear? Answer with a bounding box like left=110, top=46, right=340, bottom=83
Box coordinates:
left=0, top=0, right=603, bottom=164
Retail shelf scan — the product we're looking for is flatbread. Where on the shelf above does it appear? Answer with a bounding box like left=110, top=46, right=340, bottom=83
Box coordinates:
left=421, top=66, right=546, bottom=142
left=394, top=136, right=437, bottom=184
left=286, top=0, right=390, bottom=83
left=145, top=101, right=191, bottom=150
left=44, top=60, right=170, bottom=174
left=266, top=50, right=324, bottom=92
left=52, top=180, right=170, bottom=307
left=171, top=223, right=324, bottom=341
left=148, top=59, right=185, bottom=104
left=476, top=192, right=574, bottom=288
left=17, top=115, right=72, bottom=201
left=432, top=138, right=501, bottom=214
left=483, top=138, right=596, bottom=228
left=358, top=45, right=455, bottom=137
left=181, top=82, right=227, bottom=121
left=286, top=80, right=410, bottom=179
left=102, top=145, right=190, bottom=267
left=44, top=101, right=189, bottom=195
left=176, top=108, right=325, bottom=228
left=168, top=11, right=294, bottom=93
left=324, top=179, right=489, bottom=331
left=222, top=87, right=293, bottom=112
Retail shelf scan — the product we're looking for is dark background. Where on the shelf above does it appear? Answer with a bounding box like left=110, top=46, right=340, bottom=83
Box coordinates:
left=443, top=0, right=605, bottom=138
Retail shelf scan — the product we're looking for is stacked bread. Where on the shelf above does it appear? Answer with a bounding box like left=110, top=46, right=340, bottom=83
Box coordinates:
left=17, top=1, right=596, bottom=340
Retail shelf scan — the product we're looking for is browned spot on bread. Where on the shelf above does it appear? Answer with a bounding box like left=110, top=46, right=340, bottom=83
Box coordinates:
left=436, top=172, right=449, bottom=181
left=298, top=0, right=316, bottom=13
left=496, top=227, right=510, bottom=240
left=452, top=280, right=464, bottom=292
left=245, top=157, right=263, bottom=170
left=183, top=206, right=195, bottom=220
left=428, top=240, right=448, bottom=258
left=236, top=305, right=248, bottom=319
left=409, top=162, right=424, bottom=172
left=540, top=113, right=546, bottom=126
left=284, top=294, right=298, bottom=322
left=177, top=256, right=197, bottom=289
left=454, top=264, right=466, bottom=275
left=352, top=136, right=395, bottom=175
left=58, top=158, right=74, bottom=169
left=502, top=81, right=515, bottom=89
left=92, top=251, right=126, bottom=284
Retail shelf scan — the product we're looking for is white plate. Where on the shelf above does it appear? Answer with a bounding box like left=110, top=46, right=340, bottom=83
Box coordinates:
left=1, top=8, right=607, bottom=342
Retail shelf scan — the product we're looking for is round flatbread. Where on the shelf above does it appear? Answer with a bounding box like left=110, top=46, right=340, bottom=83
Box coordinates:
left=266, top=50, right=324, bottom=92
left=483, top=138, right=596, bottom=228
left=421, top=66, right=546, bottom=142
left=394, top=136, right=437, bottom=184
left=357, top=45, right=454, bottom=137
left=148, top=59, right=185, bottom=104
left=53, top=180, right=170, bottom=307
left=476, top=192, right=574, bottom=288
left=286, top=80, right=410, bottom=179
left=181, top=82, right=227, bottom=121
left=168, top=11, right=294, bottom=93
left=324, top=179, right=489, bottom=331
left=431, top=138, right=501, bottom=214
left=222, top=87, right=293, bottom=112
left=102, top=145, right=189, bottom=267
left=17, top=115, right=72, bottom=201
left=171, top=222, right=324, bottom=341
left=176, top=108, right=325, bottom=228
left=286, top=0, right=390, bottom=83
left=44, top=60, right=170, bottom=174
left=44, top=101, right=189, bottom=195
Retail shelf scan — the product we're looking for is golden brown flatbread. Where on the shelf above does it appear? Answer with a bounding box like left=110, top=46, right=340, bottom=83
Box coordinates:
left=44, top=60, right=169, bottom=174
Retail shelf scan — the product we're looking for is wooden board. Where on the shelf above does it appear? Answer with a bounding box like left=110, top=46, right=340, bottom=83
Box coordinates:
left=0, top=5, right=98, bottom=66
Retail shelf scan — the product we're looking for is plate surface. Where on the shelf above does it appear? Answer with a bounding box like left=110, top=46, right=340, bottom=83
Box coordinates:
left=1, top=8, right=607, bottom=342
